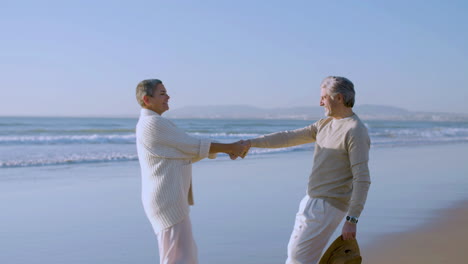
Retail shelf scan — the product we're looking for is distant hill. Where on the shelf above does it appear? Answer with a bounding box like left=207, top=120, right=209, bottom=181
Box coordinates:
left=165, top=104, right=468, bottom=121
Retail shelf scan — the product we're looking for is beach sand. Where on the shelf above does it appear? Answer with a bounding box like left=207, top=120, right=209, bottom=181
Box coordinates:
left=364, top=201, right=468, bottom=264
left=0, top=143, right=467, bottom=263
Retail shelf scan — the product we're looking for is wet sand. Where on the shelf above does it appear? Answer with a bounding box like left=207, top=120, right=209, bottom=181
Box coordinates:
left=1, top=143, right=467, bottom=263
left=364, top=200, right=468, bottom=263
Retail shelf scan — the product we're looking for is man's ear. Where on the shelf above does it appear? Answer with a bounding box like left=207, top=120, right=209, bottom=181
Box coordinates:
left=336, top=93, right=344, bottom=102
left=143, top=95, right=151, bottom=106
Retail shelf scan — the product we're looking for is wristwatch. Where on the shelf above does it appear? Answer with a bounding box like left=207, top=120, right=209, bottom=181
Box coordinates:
left=346, top=216, right=359, bottom=224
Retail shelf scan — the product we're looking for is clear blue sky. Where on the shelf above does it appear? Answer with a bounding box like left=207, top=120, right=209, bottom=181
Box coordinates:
left=1, top=0, right=467, bottom=117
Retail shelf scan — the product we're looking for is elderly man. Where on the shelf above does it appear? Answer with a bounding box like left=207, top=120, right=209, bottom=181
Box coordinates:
left=135, top=79, right=248, bottom=264
left=243, top=76, right=371, bottom=264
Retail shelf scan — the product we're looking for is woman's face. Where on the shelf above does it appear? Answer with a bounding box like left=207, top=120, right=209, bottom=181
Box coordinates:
left=146, top=84, right=170, bottom=115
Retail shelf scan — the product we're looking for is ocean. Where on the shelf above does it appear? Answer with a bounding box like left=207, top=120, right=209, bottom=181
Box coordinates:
left=1, top=116, right=468, bottom=263
left=1, top=116, right=468, bottom=168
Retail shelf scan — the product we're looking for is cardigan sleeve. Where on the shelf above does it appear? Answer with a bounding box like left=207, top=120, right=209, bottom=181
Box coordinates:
left=139, top=116, right=211, bottom=160
left=193, top=152, right=217, bottom=163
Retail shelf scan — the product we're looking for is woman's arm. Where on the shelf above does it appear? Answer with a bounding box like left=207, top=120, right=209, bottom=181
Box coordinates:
left=210, top=142, right=249, bottom=157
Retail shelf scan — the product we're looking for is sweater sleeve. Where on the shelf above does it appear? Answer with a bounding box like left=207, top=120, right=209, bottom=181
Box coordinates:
left=346, top=126, right=371, bottom=217
left=347, top=162, right=371, bottom=217
left=142, top=117, right=211, bottom=160
left=249, top=123, right=318, bottom=148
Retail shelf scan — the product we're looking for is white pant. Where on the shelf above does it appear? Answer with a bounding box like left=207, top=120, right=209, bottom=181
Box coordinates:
left=285, top=196, right=346, bottom=264
left=156, top=215, right=198, bottom=264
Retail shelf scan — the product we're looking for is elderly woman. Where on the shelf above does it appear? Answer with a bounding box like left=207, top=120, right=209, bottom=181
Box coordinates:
left=135, top=79, right=247, bottom=264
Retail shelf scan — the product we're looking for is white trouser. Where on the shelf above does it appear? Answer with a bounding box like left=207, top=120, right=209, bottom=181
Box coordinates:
left=156, top=215, right=198, bottom=264
left=285, top=196, right=346, bottom=264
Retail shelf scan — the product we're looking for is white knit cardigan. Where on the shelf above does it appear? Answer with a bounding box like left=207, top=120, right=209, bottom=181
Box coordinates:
left=136, top=109, right=213, bottom=232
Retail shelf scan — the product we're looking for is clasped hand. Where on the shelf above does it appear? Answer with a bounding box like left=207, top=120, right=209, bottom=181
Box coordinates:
left=229, top=140, right=251, bottom=160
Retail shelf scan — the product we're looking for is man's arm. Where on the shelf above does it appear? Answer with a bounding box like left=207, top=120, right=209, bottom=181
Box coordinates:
left=347, top=162, right=371, bottom=217
left=342, top=161, right=371, bottom=240
left=248, top=124, right=318, bottom=149
left=342, top=128, right=371, bottom=240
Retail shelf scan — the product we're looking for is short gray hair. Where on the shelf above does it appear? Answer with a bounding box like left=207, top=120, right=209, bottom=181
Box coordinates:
left=321, top=76, right=355, bottom=107
left=136, top=79, right=163, bottom=107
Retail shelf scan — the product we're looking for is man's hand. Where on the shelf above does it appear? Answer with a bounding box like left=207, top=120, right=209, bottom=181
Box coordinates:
left=239, top=140, right=251, bottom=158
left=229, top=153, right=238, bottom=160
left=229, top=140, right=251, bottom=160
left=341, top=221, right=357, bottom=240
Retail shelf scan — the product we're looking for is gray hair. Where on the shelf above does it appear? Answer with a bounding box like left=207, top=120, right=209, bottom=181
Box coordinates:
left=136, top=79, right=163, bottom=107
left=321, top=76, right=355, bottom=107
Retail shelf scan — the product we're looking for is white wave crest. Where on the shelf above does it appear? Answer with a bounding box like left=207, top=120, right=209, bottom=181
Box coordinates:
left=0, top=134, right=136, bottom=145
left=0, top=153, right=138, bottom=168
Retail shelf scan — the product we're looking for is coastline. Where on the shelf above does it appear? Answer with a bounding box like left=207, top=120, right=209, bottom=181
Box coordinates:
left=363, top=200, right=468, bottom=263
left=0, top=143, right=467, bottom=263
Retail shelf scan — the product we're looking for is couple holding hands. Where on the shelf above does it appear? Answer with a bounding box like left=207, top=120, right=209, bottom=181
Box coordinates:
left=135, top=76, right=371, bottom=264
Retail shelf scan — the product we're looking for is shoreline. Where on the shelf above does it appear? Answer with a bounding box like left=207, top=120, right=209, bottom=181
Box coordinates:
left=1, top=143, right=467, bottom=263
left=363, top=200, right=468, bottom=263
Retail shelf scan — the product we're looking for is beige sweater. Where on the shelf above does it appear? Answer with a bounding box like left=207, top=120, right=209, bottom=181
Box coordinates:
left=136, top=109, right=214, bottom=231
left=250, top=114, right=371, bottom=217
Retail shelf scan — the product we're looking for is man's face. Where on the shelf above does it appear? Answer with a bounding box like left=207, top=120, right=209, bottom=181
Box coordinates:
left=145, top=84, right=170, bottom=115
left=320, top=88, right=339, bottom=117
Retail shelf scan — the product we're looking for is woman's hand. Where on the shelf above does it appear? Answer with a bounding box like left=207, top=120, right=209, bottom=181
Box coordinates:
left=210, top=140, right=251, bottom=159
left=229, top=140, right=251, bottom=159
